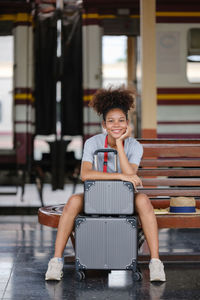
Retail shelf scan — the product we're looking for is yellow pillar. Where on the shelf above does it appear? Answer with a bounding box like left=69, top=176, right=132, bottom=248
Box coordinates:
left=140, top=0, right=157, bottom=138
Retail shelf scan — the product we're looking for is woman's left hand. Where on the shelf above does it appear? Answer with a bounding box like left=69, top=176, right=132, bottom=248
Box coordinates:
left=119, top=173, right=143, bottom=192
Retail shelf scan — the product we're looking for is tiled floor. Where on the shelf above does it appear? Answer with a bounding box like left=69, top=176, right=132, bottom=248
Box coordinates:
left=0, top=184, right=84, bottom=208
left=0, top=215, right=200, bottom=300
left=1, top=184, right=200, bottom=299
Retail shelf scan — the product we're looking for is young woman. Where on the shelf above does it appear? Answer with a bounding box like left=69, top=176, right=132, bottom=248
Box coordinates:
left=45, top=87, right=166, bottom=282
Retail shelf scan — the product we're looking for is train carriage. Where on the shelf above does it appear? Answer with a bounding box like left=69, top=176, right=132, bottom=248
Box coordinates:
left=0, top=0, right=200, bottom=197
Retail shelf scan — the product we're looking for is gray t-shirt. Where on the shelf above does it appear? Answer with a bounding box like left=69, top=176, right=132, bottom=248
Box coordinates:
left=82, top=133, right=143, bottom=173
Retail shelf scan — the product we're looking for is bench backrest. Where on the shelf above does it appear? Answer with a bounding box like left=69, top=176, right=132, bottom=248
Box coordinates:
left=137, top=139, right=200, bottom=208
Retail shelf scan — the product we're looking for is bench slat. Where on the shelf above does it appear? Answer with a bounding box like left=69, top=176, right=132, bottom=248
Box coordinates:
left=143, top=145, right=200, bottom=157
left=138, top=188, right=200, bottom=197
left=142, top=178, right=200, bottom=186
left=140, top=159, right=200, bottom=167
left=139, top=139, right=200, bottom=144
left=156, top=214, right=200, bottom=228
left=151, top=199, right=200, bottom=209
left=138, top=169, right=200, bottom=176
left=38, top=206, right=200, bottom=229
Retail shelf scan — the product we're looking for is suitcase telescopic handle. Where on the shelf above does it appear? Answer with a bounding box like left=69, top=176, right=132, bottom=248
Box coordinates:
left=94, top=149, right=118, bottom=155
left=94, top=148, right=118, bottom=172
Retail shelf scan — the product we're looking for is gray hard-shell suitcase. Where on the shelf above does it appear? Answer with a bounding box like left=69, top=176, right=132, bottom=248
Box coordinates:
left=75, top=215, right=142, bottom=281
left=84, top=149, right=134, bottom=215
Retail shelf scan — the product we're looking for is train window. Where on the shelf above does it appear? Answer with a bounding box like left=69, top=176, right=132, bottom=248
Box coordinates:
left=0, top=35, right=13, bottom=149
left=102, top=36, right=127, bottom=87
left=187, top=28, right=200, bottom=83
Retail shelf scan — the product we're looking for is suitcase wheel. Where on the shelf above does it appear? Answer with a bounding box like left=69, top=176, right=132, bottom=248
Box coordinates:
left=132, top=271, right=143, bottom=281
left=75, top=270, right=86, bottom=281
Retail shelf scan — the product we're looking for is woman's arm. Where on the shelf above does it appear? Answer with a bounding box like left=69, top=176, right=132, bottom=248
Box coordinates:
left=80, top=161, right=142, bottom=189
left=80, top=161, right=121, bottom=181
left=116, top=126, right=138, bottom=175
left=116, top=139, right=138, bottom=175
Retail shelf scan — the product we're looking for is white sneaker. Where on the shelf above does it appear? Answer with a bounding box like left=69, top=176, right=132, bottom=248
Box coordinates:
left=45, top=257, right=64, bottom=281
left=149, top=258, right=166, bottom=282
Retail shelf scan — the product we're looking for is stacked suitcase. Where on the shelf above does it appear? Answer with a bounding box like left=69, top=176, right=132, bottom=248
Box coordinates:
left=75, top=149, right=142, bottom=281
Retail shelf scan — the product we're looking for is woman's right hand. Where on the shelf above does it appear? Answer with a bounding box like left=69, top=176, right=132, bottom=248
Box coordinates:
left=116, top=125, right=132, bottom=143
left=119, top=174, right=143, bottom=192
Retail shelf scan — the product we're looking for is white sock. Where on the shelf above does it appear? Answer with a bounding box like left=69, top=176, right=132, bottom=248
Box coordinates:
left=150, top=258, right=161, bottom=263
left=54, top=257, right=63, bottom=263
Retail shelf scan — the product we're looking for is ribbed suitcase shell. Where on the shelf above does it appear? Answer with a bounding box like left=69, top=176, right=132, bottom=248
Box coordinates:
left=84, top=180, right=134, bottom=215
left=75, top=216, right=137, bottom=270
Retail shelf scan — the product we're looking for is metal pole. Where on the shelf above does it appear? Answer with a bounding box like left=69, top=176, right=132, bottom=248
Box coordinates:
left=56, top=0, right=63, bottom=140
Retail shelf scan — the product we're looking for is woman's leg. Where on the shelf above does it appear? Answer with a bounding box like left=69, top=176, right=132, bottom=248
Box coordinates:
left=135, top=193, right=159, bottom=259
left=54, top=193, right=84, bottom=258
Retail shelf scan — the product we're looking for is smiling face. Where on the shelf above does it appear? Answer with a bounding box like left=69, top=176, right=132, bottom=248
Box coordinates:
left=102, top=108, right=128, bottom=140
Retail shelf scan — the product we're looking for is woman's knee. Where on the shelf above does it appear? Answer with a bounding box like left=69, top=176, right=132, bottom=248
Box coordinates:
left=63, top=193, right=83, bottom=216
left=135, top=193, right=153, bottom=214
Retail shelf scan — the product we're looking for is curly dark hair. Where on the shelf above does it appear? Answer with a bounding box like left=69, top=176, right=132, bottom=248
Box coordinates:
left=89, top=87, right=136, bottom=120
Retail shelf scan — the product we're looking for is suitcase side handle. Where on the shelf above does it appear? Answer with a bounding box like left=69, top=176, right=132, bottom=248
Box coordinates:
left=94, top=149, right=118, bottom=172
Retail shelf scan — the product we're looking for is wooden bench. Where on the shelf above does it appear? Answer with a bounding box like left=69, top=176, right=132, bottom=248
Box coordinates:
left=137, top=139, right=200, bottom=228
left=38, top=139, right=200, bottom=262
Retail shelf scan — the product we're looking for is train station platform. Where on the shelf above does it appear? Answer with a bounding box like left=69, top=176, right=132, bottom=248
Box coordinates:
left=0, top=184, right=200, bottom=299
